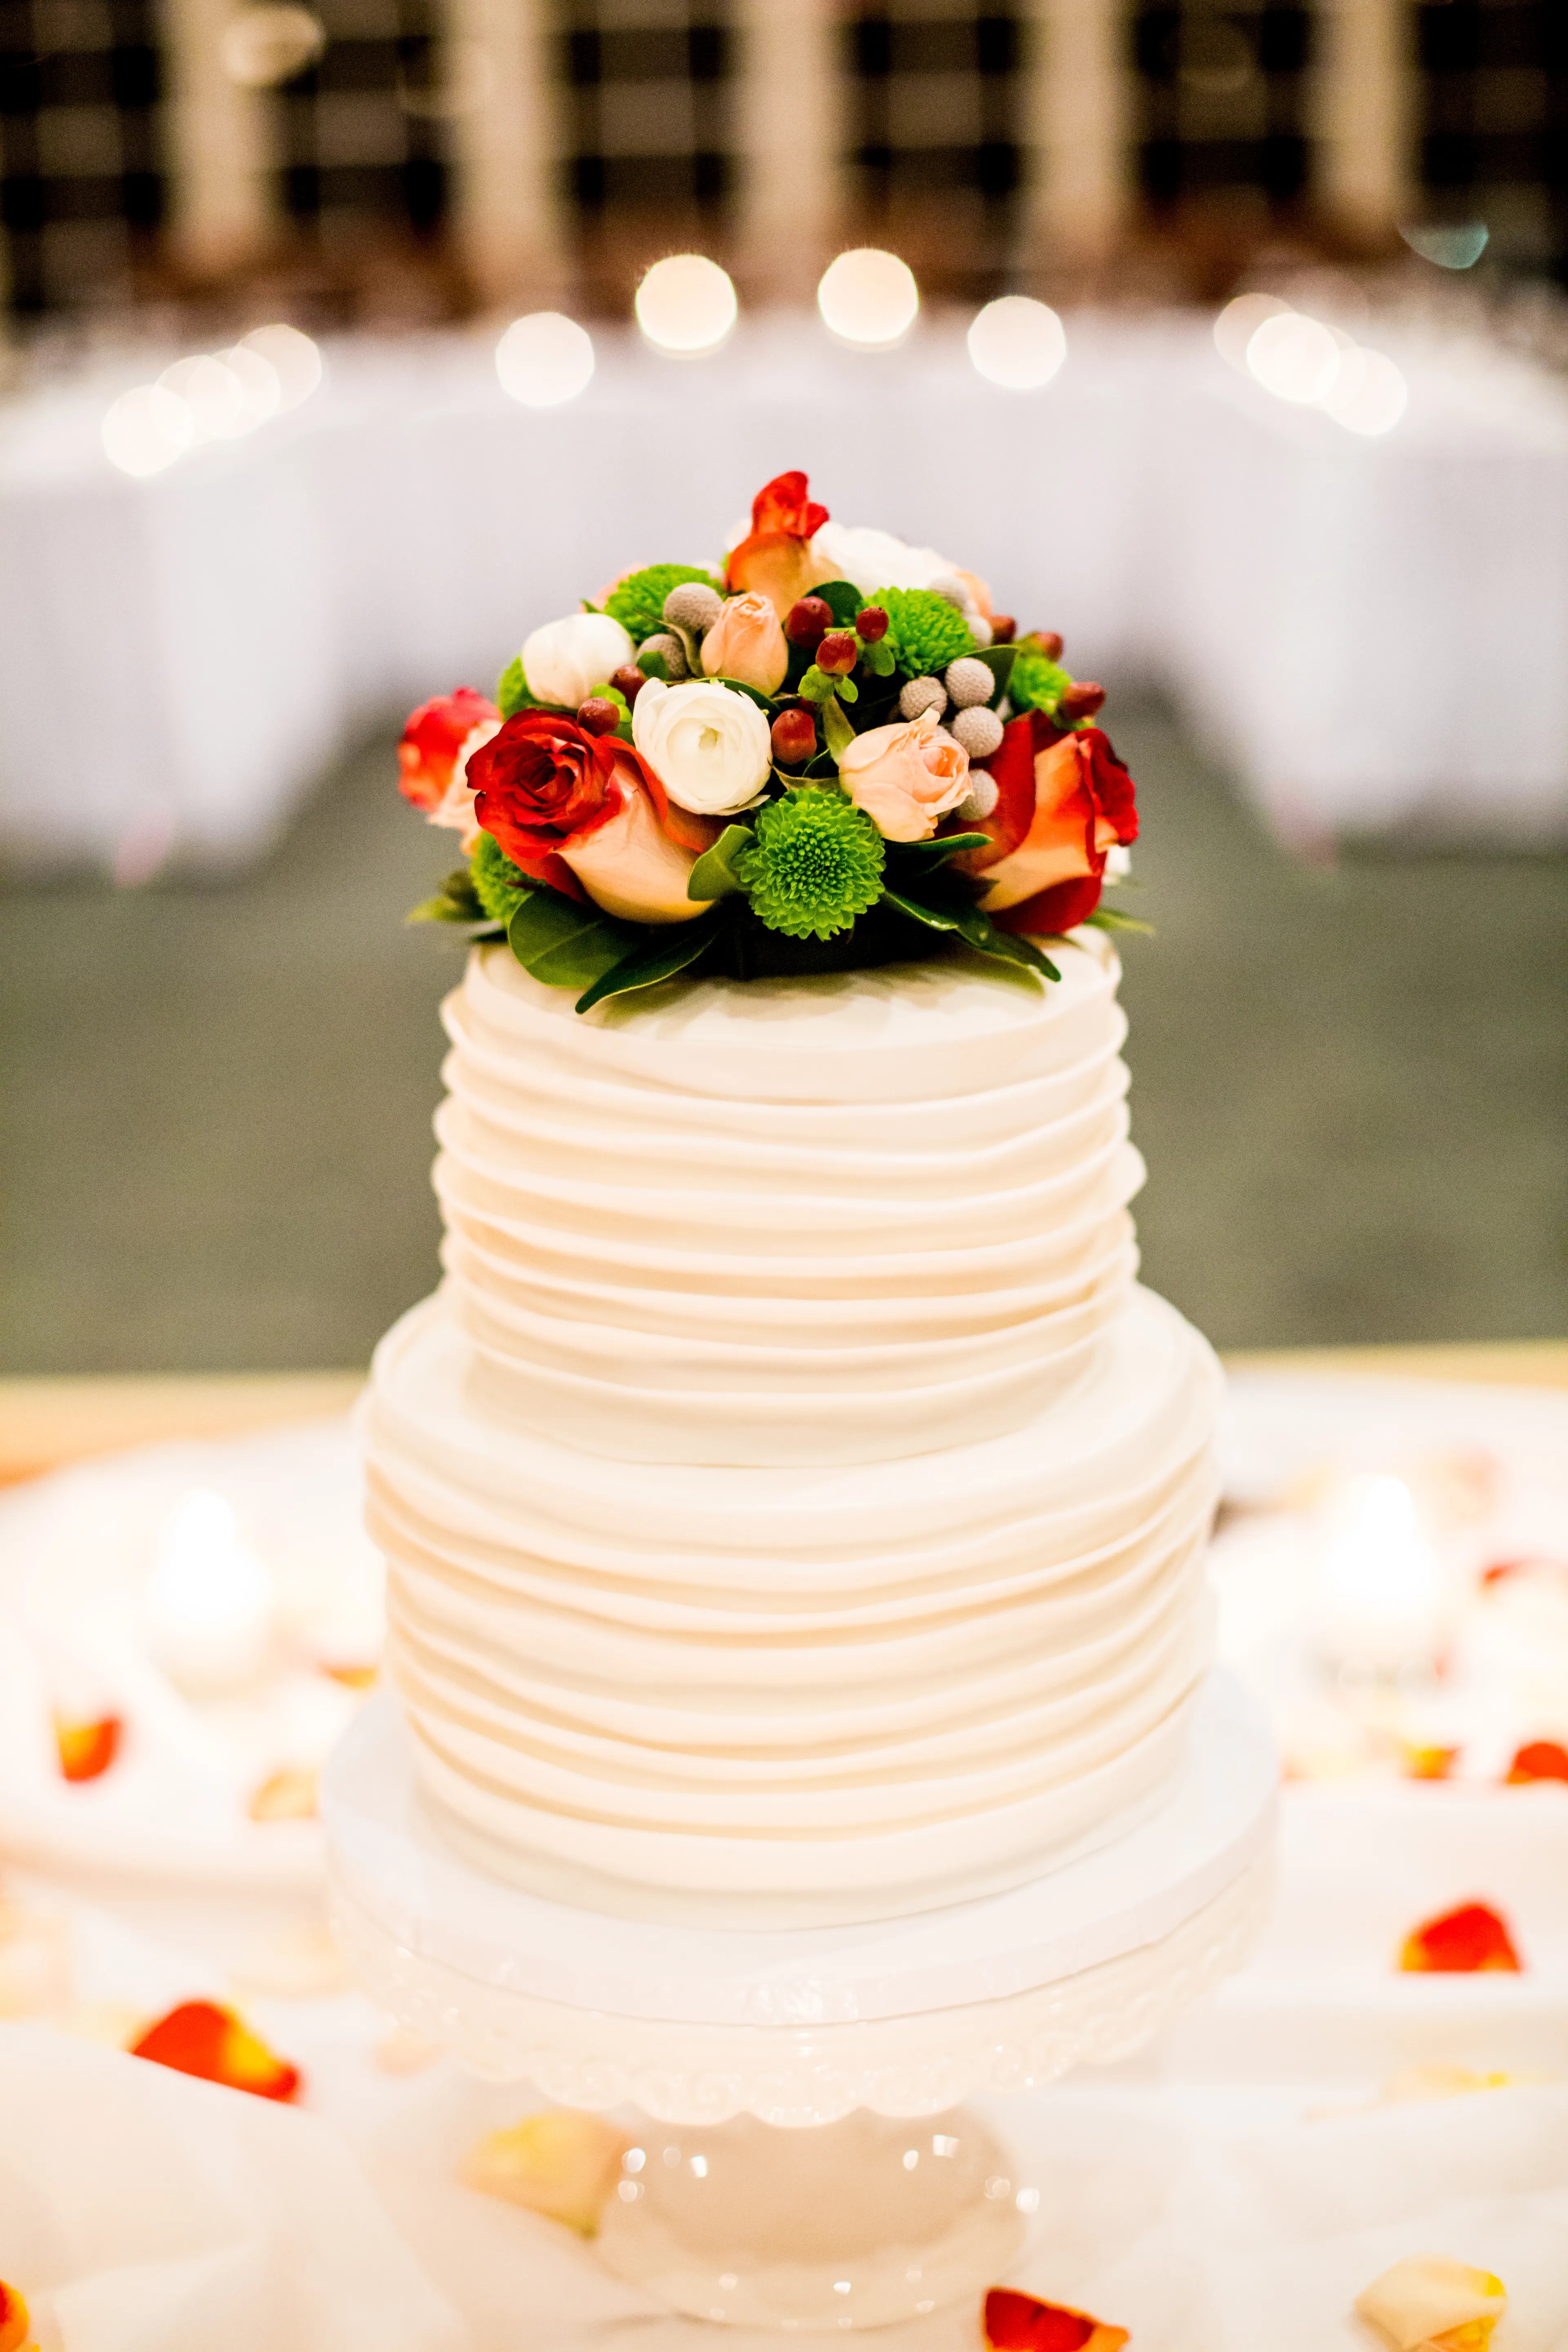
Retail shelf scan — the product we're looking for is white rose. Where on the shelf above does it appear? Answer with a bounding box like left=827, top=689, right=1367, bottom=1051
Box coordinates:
left=811, top=521, right=965, bottom=597
left=521, top=612, right=635, bottom=709
left=632, top=677, right=772, bottom=816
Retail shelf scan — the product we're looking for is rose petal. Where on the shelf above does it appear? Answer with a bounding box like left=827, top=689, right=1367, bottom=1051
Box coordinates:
left=0, top=2278, right=31, bottom=2352
left=55, top=1713, right=121, bottom=1783
left=459, top=2109, right=630, bottom=2237
left=984, top=2287, right=1130, bottom=2351
left=323, top=1662, right=378, bottom=1690
left=1355, top=2255, right=1506, bottom=2351
left=129, top=1999, right=301, bottom=2102
left=1399, top=1902, right=1522, bottom=1974
left=1403, top=1744, right=1461, bottom=1782
left=1506, top=1740, right=1568, bottom=1784
left=247, top=1766, right=318, bottom=1822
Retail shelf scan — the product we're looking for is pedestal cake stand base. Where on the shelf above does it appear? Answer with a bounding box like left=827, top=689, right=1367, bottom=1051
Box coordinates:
left=323, top=1671, right=1276, bottom=2330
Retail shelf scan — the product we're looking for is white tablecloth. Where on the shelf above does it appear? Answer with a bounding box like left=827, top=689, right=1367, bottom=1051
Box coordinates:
left=2, top=314, right=1567, bottom=870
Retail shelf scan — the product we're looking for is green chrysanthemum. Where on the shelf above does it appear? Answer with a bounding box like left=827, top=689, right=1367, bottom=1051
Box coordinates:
left=470, top=831, right=533, bottom=923
left=604, top=563, right=725, bottom=645
left=1007, top=641, right=1073, bottom=715
left=739, top=790, right=885, bottom=941
left=873, top=586, right=975, bottom=677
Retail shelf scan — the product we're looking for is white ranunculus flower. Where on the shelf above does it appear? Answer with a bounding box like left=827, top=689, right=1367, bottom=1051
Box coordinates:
left=632, top=677, right=772, bottom=816
left=521, top=611, right=635, bottom=709
left=811, top=520, right=965, bottom=597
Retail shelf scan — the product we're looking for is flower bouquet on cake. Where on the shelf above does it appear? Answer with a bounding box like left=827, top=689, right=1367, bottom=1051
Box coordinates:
left=397, top=471, right=1142, bottom=1011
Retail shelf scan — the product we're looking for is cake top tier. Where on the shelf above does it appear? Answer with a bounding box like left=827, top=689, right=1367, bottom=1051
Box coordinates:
left=398, top=469, right=1141, bottom=1018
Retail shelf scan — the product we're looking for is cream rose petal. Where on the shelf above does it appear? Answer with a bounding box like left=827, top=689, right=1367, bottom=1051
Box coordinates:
left=522, top=612, right=635, bottom=709
left=1355, top=2255, right=1507, bottom=2352
left=559, top=782, right=712, bottom=924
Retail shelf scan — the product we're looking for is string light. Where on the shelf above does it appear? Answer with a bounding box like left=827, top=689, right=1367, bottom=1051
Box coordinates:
left=967, top=296, right=1066, bottom=390
left=496, top=312, right=595, bottom=407
left=816, top=249, right=919, bottom=349
left=634, top=256, right=737, bottom=357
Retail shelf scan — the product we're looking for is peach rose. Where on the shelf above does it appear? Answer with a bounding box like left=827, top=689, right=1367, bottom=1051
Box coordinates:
left=837, top=707, right=970, bottom=842
left=726, top=470, right=835, bottom=618
left=700, top=591, right=789, bottom=693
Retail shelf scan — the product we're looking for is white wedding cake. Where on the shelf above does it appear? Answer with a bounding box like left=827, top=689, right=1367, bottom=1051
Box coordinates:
left=375, top=472, right=1218, bottom=1930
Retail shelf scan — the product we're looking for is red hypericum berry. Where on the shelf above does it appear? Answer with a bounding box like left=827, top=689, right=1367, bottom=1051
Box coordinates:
left=1060, top=680, right=1105, bottom=720
left=577, top=697, right=621, bottom=736
left=785, top=596, right=832, bottom=649
left=609, top=664, right=647, bottom=707
left=854, top=604, right=888, bottom=642
left=1038, top=631, right=1064, bottom=662
left=816, top=630, right=858, bottom=677
left=771, top=707, right=817, bottom=764
left=989, top=613, right=1016, bottom=644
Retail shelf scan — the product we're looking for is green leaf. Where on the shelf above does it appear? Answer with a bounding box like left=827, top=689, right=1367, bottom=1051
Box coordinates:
left=507, top=889, right=637, bottom=988
left=885, top=831, right=989, bottom=871
left=797, top=665, right=831, bottom=703
left=709, top=675, right=775, bottom=712
left=812, top=579, right=863, bottom=625
left=1085, top=905, right=1155, bottom=936
left=821, top=694, right=856, bottom=762
left=497, top=656, right=541, bottom=719
left=975, top=644, right=1017, bottom=703
left=687, top=823, right=755, bottom=902
left=575, top=915, right=721, bottom=1014
left=407, top=865, right=488, bottom=924
left=835, top=674, right=858, bottom=704
left=882, top=889, right=1060, bottom=981
left=637, top=646, right=671, bottom=682
left=863, top=638, right=897, bottom=677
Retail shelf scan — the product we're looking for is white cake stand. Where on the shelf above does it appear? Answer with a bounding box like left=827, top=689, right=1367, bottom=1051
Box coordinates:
left=323, top=1670, right=1276, bottom=2331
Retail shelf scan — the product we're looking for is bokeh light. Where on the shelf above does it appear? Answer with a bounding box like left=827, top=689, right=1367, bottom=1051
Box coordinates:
left=967, top=296, right=1066, bottom=390
left=634, top=255, right=737, bottom=356
left=239, top=323, right=322, bottom=411
left=817, top=249, right=919, bottom=348
left=102, top=385, right=193, bottom=477
left=1245, top=311, right=1341, bottom=404
left=1213, top=290, right=1291, bottom=372
left=217, top=343, right=283, bottom=432
left=1323, top=347, right=1409, bottom=437
left=220, top=4, right=325, bottom=86
left=496, top=312, right=596, bottom=407
left=1400, top=222, right=1490, bottom=272
left=158, top=354, right=243, bottom=442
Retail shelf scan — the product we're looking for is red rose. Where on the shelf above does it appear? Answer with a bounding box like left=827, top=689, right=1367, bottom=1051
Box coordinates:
left=470, top=710, right=722, bottom=924
left=726, top=469, right=833, bottom=619
left=398, top=687, right=499, bottom=813
left=952, top=713, right=1137, bottom=938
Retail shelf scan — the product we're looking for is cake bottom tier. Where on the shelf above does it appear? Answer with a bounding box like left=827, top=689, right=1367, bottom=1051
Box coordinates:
left=365, top=1287, right=1221, bottom=1929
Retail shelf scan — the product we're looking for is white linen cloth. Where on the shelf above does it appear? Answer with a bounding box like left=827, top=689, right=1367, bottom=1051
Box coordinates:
left=2, top=314, right=1566, bottom=871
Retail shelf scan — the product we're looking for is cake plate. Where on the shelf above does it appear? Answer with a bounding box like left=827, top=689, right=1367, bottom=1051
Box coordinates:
left=322, top=1670, right=1276, bottom=2332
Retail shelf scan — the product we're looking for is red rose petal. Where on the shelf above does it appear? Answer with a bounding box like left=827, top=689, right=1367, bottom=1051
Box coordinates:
left=0, top=2278, right=30, bottom=2352
left=1399, top=1901, right=1522, bottom=1974
left=1506, top=1740, right=1568, bottom=1785
left=55, top=1714, right=121, bottom=1783
left=130, top=2000, right=301, bottom=2101
left=984, top=2287, right=1129, bottom=2351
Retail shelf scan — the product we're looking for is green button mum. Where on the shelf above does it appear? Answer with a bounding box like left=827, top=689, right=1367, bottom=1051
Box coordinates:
left=739, top=788, right=886, bottom=940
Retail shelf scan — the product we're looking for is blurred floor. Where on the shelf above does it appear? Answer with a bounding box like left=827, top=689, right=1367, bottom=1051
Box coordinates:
left=2, top=702, right=1565, bottom=1374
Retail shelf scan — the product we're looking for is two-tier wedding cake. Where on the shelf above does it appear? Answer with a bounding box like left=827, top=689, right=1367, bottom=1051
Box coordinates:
left=370, top=472, right=1219, bottom=1930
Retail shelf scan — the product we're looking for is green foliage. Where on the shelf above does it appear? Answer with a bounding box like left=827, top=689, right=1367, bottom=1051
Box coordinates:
left=507, top=889, right=635, bottom=988
left=497, top=656, right=541, bottom=718
left=974, top=644, right=1017, bottom=701
left=687, top=824, right=755, bottom=902
left=880, top=888, right=1060, bottom=981
left=407, top=866, right=487, bottom=925
left=861, top=637, right=897, bottom=677
left=470, top=833, right=533, bottom=923
left=812, top=580, right=863, bottom=625
left=1007, top=641, right=1072, bottom=715
left=575, top=915, right=722, bottom=1014
left=820, top=694, right=856, bottom=761
left=885, top=831, right=989, bottom=872
left=873, top=587, right=975, bottom=677
left=1085, top=904, right=1154, bottom=936
left=738, top=789, right=885, bottom=941
left=605, top=564, right=724, bottom=646
left=637, top=645, right=672, bottom=682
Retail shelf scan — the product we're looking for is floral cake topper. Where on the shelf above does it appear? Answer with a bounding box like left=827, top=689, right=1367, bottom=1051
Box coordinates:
left=400, top=471, right=1142, bottom=1012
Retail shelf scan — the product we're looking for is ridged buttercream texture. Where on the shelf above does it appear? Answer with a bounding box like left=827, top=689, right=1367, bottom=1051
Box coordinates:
left=366, top=934, right=1221, bottom=1926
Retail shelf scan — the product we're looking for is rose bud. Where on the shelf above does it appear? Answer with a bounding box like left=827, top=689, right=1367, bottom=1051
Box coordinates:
left=785, top=595, right=832, bottom=649
left=610, top=664, right=647, bottom=708
left=854, top=604, right=889, bottom=642
left=1059, top=680, right=1106, bottom=720
left=1038, top=631, right=1064, bottom=662
left=576, top=696, right=621, bottom=737
left=816, top=630, right=858, bottom=677
left=989, top=613, right=1017, bottom=644
left=771, top=706, right=817, bottom=765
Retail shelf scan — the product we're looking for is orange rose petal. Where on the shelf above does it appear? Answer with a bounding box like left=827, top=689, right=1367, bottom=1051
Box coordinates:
left=129, top=1999, right=301, bottom=2102
left=247, top=1766, right=318, bottom=1822
left=1399, top=1902, right=1522, bottom=1974
left=55, top=1713, right=121, bottom=1783
left=460, top=2109, right=630, bottom=2237
left=0, top=2279, right=30, bottom=2352
left=323, top=1662, right=378, bottom=1691
left=1506, top=1740, right=1568, bottom=1784
left=1404, top=1744, right=1461, bottom=1782
left=984, top=2287, right=1129, bottom=2352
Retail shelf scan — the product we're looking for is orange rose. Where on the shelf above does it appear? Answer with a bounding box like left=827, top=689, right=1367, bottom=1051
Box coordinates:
left=838, top=707, right=971, bottom=841
left=954, top=714, right=1138, bottom=935
left=726, top=470, right=835, bottom=618
left=701, top=590, right=789, bottom=693
left=397, top=688, right=499, bottom=813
